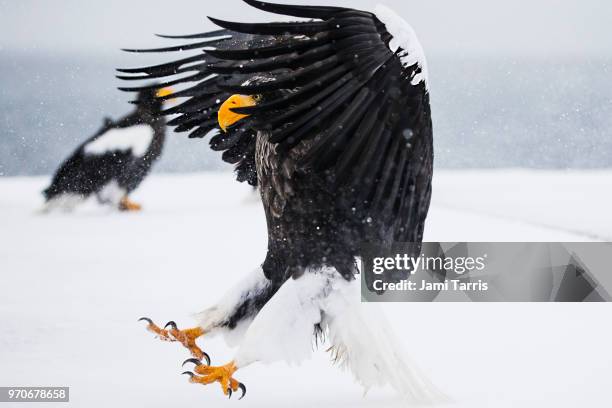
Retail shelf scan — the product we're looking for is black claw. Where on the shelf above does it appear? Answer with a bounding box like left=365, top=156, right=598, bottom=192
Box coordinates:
left=203, top=352, right=211, bottom=366
left=238, top=383, right=246, bottom=400
left=138, top=317, right=153, bottom=324
left=164, top=321, right=178, bottom=330
left=182, top=358, right=202, bottom=367
left=181, top=371, right=194, bottom=378
left=227, top=388, right=232, bottom=399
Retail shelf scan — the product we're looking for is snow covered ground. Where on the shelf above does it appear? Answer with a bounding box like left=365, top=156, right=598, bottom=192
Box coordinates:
left=1, top=170, right=611, bottom=408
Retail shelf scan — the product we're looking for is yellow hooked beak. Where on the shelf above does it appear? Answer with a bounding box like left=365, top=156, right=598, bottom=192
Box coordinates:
left=155, top=87, right=173, bottom=98
left=218, top=94, right=257, bottom=132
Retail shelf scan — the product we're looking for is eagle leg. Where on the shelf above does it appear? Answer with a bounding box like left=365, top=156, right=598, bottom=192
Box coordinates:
left=182, top=360, right=246, bottom=399
left=119, top=196, right=142, bottom=211
left=138, top=318, right=209, bottom=363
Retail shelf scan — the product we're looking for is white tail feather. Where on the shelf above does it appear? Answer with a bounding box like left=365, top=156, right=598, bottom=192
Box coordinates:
left=216, top=267, right=446, bottom=404
left=322, top=274, right=447, bottom=405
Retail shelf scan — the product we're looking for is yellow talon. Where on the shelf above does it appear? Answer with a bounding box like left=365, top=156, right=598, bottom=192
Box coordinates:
left=182, top=360, right=246, bottom=399
left=119, top=196, right=142, bottom=211
left=138, top=318, right=209, bottom=362
left=138, top=317, right=172, bottom=340
left=167, top=324, right=207, bottom=361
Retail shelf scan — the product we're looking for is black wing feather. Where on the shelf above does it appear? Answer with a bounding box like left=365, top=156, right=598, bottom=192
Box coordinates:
left=119, top=0, right=433, bottom=223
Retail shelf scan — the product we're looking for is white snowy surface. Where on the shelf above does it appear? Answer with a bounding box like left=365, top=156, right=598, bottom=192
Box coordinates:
left=1, top=170, right=611, bottom=408
left=83, top=124, right=153, bottom=157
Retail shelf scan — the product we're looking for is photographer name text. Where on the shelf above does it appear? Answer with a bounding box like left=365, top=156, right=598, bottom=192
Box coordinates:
left=373, top=279, right=488, bottom=292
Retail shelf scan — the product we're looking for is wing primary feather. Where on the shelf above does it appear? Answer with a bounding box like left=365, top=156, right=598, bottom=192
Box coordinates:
left=231, top=65, right=349, bottom=115
left=332, top=16, right=376, bottom=27
left=357, top=100, right=410, bottom=207
left=345, top=104, right=393, bottom=190
left=372, top=143, right=399, bottom=209
left=270, top=77, right=363, bottom=144
left=242, top=0, right=348, bottom=19
left=303, top=87, right=372, bottom=170
left=382, top=146, right=410, bottom=215
left=116, top=62, right=208, bottom=80
left=358, top=127, right=392, bottom=204
left=208, top=44, right=334, bottom=74
left=118, top=71, right=214, bottom=93
left=306, top=58, right=391, bottom=170
left=361, top=101, right=401, bottom=180
left=164, top=79, right=223, bottom=99
left=333, top=102, right=383, bottom=183
left=331, top=9, right=375, bottom=20
left=154, top=28, right=230, bottom=39
left=121, top=37, right=229, bottom=53
left=163, top=93, right=229, bottom=115
left=116, top=54, right=205, bottom=75
left=205, top=34, right=328, bottom=60
left=208, top=16, right=329, bottom=35
left=334, top=33, right=383, bottom=52
left=261, top=71, right=354, bottom=129
left=371, top=135, right=404, bottom=211
left=186, top=120, right=218, bottom=138
left=210, top=125, right=252, bottom=150
left=170, top=110, right=217, bottom=130
left=218, top=55, right=339, bottom=93
left=222, top=139, right=252, bottom=163
left=394, top=170, right=417, bottom=225
left=328, top=24, right=379, bottom=39
left=393, top=174, right=411, bottom=221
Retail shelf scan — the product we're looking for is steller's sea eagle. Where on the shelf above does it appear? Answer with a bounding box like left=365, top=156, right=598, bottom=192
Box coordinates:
left=125, top=0, right=440, bottom=402
left=43, top=87, right=172, bottom=212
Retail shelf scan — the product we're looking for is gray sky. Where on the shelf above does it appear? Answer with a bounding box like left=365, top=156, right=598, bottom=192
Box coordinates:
left=1, top=0, right=611, bottom=58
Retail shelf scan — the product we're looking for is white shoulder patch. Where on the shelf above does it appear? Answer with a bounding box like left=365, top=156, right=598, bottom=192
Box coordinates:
left=83, top=124, right=154, bottom=157
left=373, top=4, right=429, bottom=88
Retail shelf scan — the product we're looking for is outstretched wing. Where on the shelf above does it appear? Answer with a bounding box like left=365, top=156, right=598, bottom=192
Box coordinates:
left=119, top=28, right=277, bottom=186
left=120, top=0, right=433, bottom=240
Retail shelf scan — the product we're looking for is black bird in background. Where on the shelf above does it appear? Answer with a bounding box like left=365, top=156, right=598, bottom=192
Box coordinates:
left=43, top=87, right=172, bottom=211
